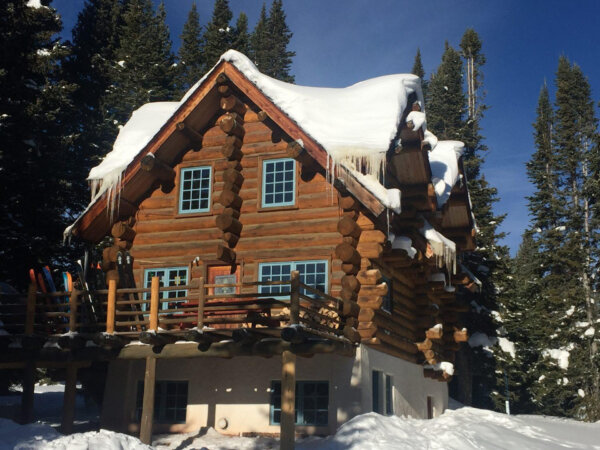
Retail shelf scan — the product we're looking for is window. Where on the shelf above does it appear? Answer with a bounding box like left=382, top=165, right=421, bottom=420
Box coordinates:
left=258, top=260, right=328, bottom=297
left=381, top=275, right=393, bottom=314
left=144, top=267, right=188, bottom=311
left=136, top=380, right=188, bottom=423
left=372, top=370, right=393, bottom=415
left=262, top=158, right=296, bottom=207
left=270, top=380, right=328, bottom=426
left=179, top=166, right=212, bottom=213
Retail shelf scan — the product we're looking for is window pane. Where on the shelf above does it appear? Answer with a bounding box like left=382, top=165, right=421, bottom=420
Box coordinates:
left=263, top=158, right=295, bottom=207
left=180, top=167, right=211, bottom=213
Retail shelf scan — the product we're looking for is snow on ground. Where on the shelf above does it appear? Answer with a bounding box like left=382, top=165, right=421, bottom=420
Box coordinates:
left=2, top=393, right=599, bottom=449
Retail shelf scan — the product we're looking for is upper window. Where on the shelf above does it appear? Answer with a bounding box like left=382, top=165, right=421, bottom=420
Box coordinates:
left=258, top=260, right=328, bottom=297
left=136, top=380, right=188, bottom=423
left=144, top=267, right=188, bottom=311
left=179, top=166, right=212, bottom=213
left=262, top=158, right=296, bottom=207
left=270, top=380, right=328, bottom=426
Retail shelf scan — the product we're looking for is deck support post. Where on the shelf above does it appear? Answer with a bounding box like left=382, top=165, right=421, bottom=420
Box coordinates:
left=106, top=279, right=117, bottom=334
left=19, top=361, right=35, bottom=424
left=280, top=350, right=296, bottom=450
left=139, top=356, right=156, bottom=445
left=60, top=364, right=78, bottom=434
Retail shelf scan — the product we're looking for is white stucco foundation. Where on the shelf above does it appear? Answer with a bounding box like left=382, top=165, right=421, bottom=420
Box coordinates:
left=101, top=344, right=447, bottom=435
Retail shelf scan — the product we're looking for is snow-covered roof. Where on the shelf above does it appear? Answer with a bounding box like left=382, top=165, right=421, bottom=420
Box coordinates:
left=420, top=218, right=457, bottom=274
left=86, top=50, right=423, bottom=204
left=428, top=140, right=465, bottom=207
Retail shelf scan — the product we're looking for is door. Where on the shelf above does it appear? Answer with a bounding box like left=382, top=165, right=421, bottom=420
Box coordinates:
left=207, top=265, right=240, bottom=329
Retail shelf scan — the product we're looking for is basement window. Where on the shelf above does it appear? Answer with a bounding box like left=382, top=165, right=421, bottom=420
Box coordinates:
left=372, top=370, right=394, bottom=415
left=270, top=380, right=329, bottom=426
left=136, top=380, right=188, bottom=423
left=262, top=158, right=296, bottom=207
left=143, top=267, right=188, bottom=311
left=258, top=260, right=328, bottom=297
left=179, top=166, right=212, bottom=213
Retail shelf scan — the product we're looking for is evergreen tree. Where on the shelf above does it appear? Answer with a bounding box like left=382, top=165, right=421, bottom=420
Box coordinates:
left=232, top=12, right=250, bottom=56
left=411, top=48, right=427, bottom=101
left=177, top=1, right=204, bottom=92
left=202, top=0, right=234, bottom=70
left=427, top=35, right=510, bottom=410
left=265, top=0, right=295, bottom=82
left=249, top=3, right=270, bottom=72
left=105, top=0, right=176, bottom=126
left=68, top=0, right=125, bottom=183
left=0, top=0, right=79, bottom=288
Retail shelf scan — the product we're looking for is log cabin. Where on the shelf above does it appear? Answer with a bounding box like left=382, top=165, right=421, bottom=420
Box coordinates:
left=0, top=50, right=477, bottom=446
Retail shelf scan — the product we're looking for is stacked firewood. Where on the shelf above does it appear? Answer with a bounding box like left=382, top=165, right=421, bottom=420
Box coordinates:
left=215, top=73, right=247, bottom=265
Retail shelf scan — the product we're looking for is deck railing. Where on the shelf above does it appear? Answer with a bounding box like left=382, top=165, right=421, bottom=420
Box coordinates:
left=0, top=271, right=356, bottom=345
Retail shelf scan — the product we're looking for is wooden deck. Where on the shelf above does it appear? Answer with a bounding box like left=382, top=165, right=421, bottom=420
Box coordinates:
left=0, top=271, right=357, bottom=364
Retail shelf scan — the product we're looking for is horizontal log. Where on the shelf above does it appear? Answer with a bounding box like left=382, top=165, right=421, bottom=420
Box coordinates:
left=357, top=321, right=377, bottom=339
left=341, top=275, right=360, bottom=293
left=340, top=288, right=357, bottom=302
left=357, top=295, right=383, bottom=309
left=221, top=207, right=241, bottom=220
left=337, top=216, right=362, bottom=239
left=425, top=325, right=443, bottom=340
left=340, top=299, right=360, bottom=318
left=140, top=154, right=175, bottom=182
left=111, top=222, right=136, bottom=241
left=216, top=72, right=229, bottom=85
left=416, top=338, right=433, bottom=351
left=221, top=168, right=244, bottom=187
left=216, top=244, right=236, bottom=264
left=176, top=122, right=203, bottom=145
left=343, top=325, right=361, bottom=343
left=358, top=282, right=388, bottom=297
left=454, top=328, right=468, bottom=343
left=217, top=84, right=231, bottom=96
left=359, top=230, right=387, bottom=244
left=219, top=113, right=245, bottom=138
left=335, top=242, right=361, bottom=265
left=375, top=330, right=418, bottom=355
left=218, top=190, right=243, bottom=209
left=338, top=195, right=358, bottom=211
left=114, top=238, right=133, bottom=250
left=342, top=210, right=359, bottom=221
left=341, top=264, right=360, bottom=275
left=357, top=269, right=381, bottom=285
left=215, top=214, right=243, bottom=235
left=356, top=242, right=383, bottom=259
left=221, top=232, right=240, bottom=248
left=220, top=95, right=247, bottom=116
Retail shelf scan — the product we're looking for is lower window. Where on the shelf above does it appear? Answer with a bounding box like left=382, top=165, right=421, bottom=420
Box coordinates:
left=143, top=267, right=188, bottom=311
left=270, top=380, right=328, bottom=426
left=258, top=260, right=328, bottom=297
left=372, top=370, right=393, bottom=415
left=136, top=380, right=188, bottom=423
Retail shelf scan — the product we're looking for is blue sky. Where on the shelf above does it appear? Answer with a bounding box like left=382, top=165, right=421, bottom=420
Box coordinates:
left=53, top=0, right=600, bottom=255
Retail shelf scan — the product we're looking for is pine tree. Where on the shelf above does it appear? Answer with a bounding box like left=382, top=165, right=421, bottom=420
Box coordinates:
left=411, top=48, right=427, bottom=101
left=0, top=0, right=79, bottom=288
left=427, top=34, right=510, bottom=409
left=105, top=0, right=176, bottom=126
left=177, top=1, right=205, bottom=92
left=249, top=3, right=270, bottom=72
left=202, top=0, right=234, bottom=70
left=232, top=12, right=250, bottom=56
left=68, top=0, right=125, bottom=180
left=265, top=0, right=295, bottom=82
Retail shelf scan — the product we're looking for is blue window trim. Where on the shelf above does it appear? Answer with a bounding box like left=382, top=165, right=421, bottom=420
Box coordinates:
left=179, top=166, right=212, bottom=214
left=258, top=260, right=328, bottom=298
left=270, top=380, right=329, bottom=426
left=143, top=267, right=189, bottom=311
left=261, top=158, right=296, bottom=207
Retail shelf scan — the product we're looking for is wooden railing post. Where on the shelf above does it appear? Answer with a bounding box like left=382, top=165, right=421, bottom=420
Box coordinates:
left=106, top=279, right=117, bottom=334
left=149, top=276, right=159, bottom=332
left=197, top=277, right=205, bottom=329
left=25, top=284, right=36, bottom=335
left=290, top=271, right=300, bottom=325
left=68, top=290, right=79, bottom=333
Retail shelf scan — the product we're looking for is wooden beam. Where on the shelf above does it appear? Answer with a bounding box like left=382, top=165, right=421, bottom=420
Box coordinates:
left=139, top=356, right=156, bottom=445
left=60, top=364, right=77, bottom=434
left=19, top=361, right=35, bottom=424
left=280, top=350, right=296, bottom=450
left=176, top=122, right=203, bottom=146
